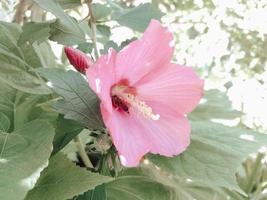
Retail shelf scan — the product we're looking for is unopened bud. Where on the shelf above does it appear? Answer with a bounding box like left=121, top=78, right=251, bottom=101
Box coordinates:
left=64, top=47, right=93, bottom=73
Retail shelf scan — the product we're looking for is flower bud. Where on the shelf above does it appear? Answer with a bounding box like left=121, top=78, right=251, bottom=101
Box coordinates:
left=64, top=47, right=93, bottom=73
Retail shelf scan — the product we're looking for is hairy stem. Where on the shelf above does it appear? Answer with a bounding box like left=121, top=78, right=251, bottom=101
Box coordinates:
left=13, top=0, right=29, bottom=24
left=87, top=0, right=99, bottom=59
left=74, top=135, right=93, bottom=168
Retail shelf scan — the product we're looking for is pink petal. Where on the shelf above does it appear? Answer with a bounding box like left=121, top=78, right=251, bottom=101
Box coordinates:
left=136, top=64, right=204, bottom=115
left=100, top=104, right=150, bottom=167
left=64, top=47, right=93, bottom=73
left=115, top=20, right=174, bottom=85
left=101, top=103, right=190, bottom=166
left=86, top=49, right=117, bottom=113
left=138, top=111, right=190, bottom=156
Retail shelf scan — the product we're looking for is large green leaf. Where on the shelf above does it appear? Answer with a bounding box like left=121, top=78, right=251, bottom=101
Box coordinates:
left=25, top=153, right=113, bottom=200
left=0, top=22, right=52, bottom=94
left=0, top=61, right=51, bottom=94
left=36, top=68, right=103, bottom=129
left=0, top=120, right=55, bottom=200
left=107, top=165, right=246, bottom=200
left=0, top=21, right=23, bottom=58
left=74, top=184, right=107, bottom=200
left=0, top=81, right=56, bottom=132
left=0, top=112, right=10, bottom=132
left=49, top=19, right=86, bottom=45
left=148, top=121, right=267, bottom=192
left=52, top=116, right=83, bottom=154
left=32, top=0, right=85, bottom=45
left=189, top=89, right=242, bottom=120
left=114, top=3, right=164, bottom=32
left=19, top=22, right=51, bottom=45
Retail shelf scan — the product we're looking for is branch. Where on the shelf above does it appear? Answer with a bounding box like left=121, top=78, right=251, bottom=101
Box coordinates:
left=87, top=0, right=99, bottom=59
left=74, top=135, right=94, bottom=168
left=13, top=0, right=29, bottom=24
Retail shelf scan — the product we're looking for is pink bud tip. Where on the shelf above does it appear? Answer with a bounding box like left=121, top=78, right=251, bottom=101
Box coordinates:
left=64, top=47, right=93, bottom=73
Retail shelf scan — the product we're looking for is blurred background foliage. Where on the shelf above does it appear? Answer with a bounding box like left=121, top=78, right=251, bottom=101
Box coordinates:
left=0, top=0, right=267, bottom=199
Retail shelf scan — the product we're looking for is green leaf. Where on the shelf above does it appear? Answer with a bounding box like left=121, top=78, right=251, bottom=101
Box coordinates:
left=56, top=0, right=81, bottom=10
left=74, top=184, right=107, bottom=200
left=50, top=19, right=86, bottom=45
left=19, top=22, right=51, bottom=45
left=32, top=0, right=85, bottom=44
left=149, top=121, right=267, bottom=192
left=52, top=116, right=83, bottom=154
left=107, top=175, right=171, bottom=200
left=25, top=153, right=113, bottom=200
left=0, top=22, right=52, bottom=94
left=0, top=21, right=23, bottom=58
left=114, top=3, right=164, bottom=32
left=0, top=120, right=55, bottom=200
left=189, top=89, right=242, bottom=120
left=23, top=42, right=59, bottom=68
left=77, top=42, right=93, bottom=54
left=100, top=41, right=120, bottom=54
left=107, top=167, right=245, bottom=200
left=0, top=62, right=51, bottom=95
left=36, top=68, right=103, bottom=129
left=0, top=112, right=10, bottom=132
left=92, top=3, right=113, bottom=22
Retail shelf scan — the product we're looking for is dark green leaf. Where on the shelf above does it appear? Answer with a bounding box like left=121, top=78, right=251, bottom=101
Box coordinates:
left=50, top=19, right=86, bottom=45
left=0, top=112, right=10, bottom=132
left=25, top=153, right=113, bottom=200
left=36, top=68, right=103, bottom=129
left=52, top=116, right=83, bottom=154
left=74, top=184, right=107, bottom=200
left=0, top=120, right=55, bottom=200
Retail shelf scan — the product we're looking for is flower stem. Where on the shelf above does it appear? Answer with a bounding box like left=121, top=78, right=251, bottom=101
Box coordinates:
left=74, top=135, right=93, bottom=168
left=87, top=0, right=99, bottom=59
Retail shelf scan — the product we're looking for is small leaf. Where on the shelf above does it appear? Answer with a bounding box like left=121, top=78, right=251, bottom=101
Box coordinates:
left=56, top=0, right=81, bottom=9
left=92, top=3, right=112, bottom=21
left=25, top=153, right=113, bottom=200
left=114, top=3, right=164, bottom=32
left=0, top=120, right=55, bottom=200
left=0, top=112, right=10, bottom=132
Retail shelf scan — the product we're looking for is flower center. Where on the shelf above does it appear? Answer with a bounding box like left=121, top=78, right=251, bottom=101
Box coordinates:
left=111, top=81, right=160, bottom=120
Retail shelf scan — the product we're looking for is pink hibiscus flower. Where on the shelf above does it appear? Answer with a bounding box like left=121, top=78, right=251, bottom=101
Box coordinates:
left=86, top=20, right=204, bottom=167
